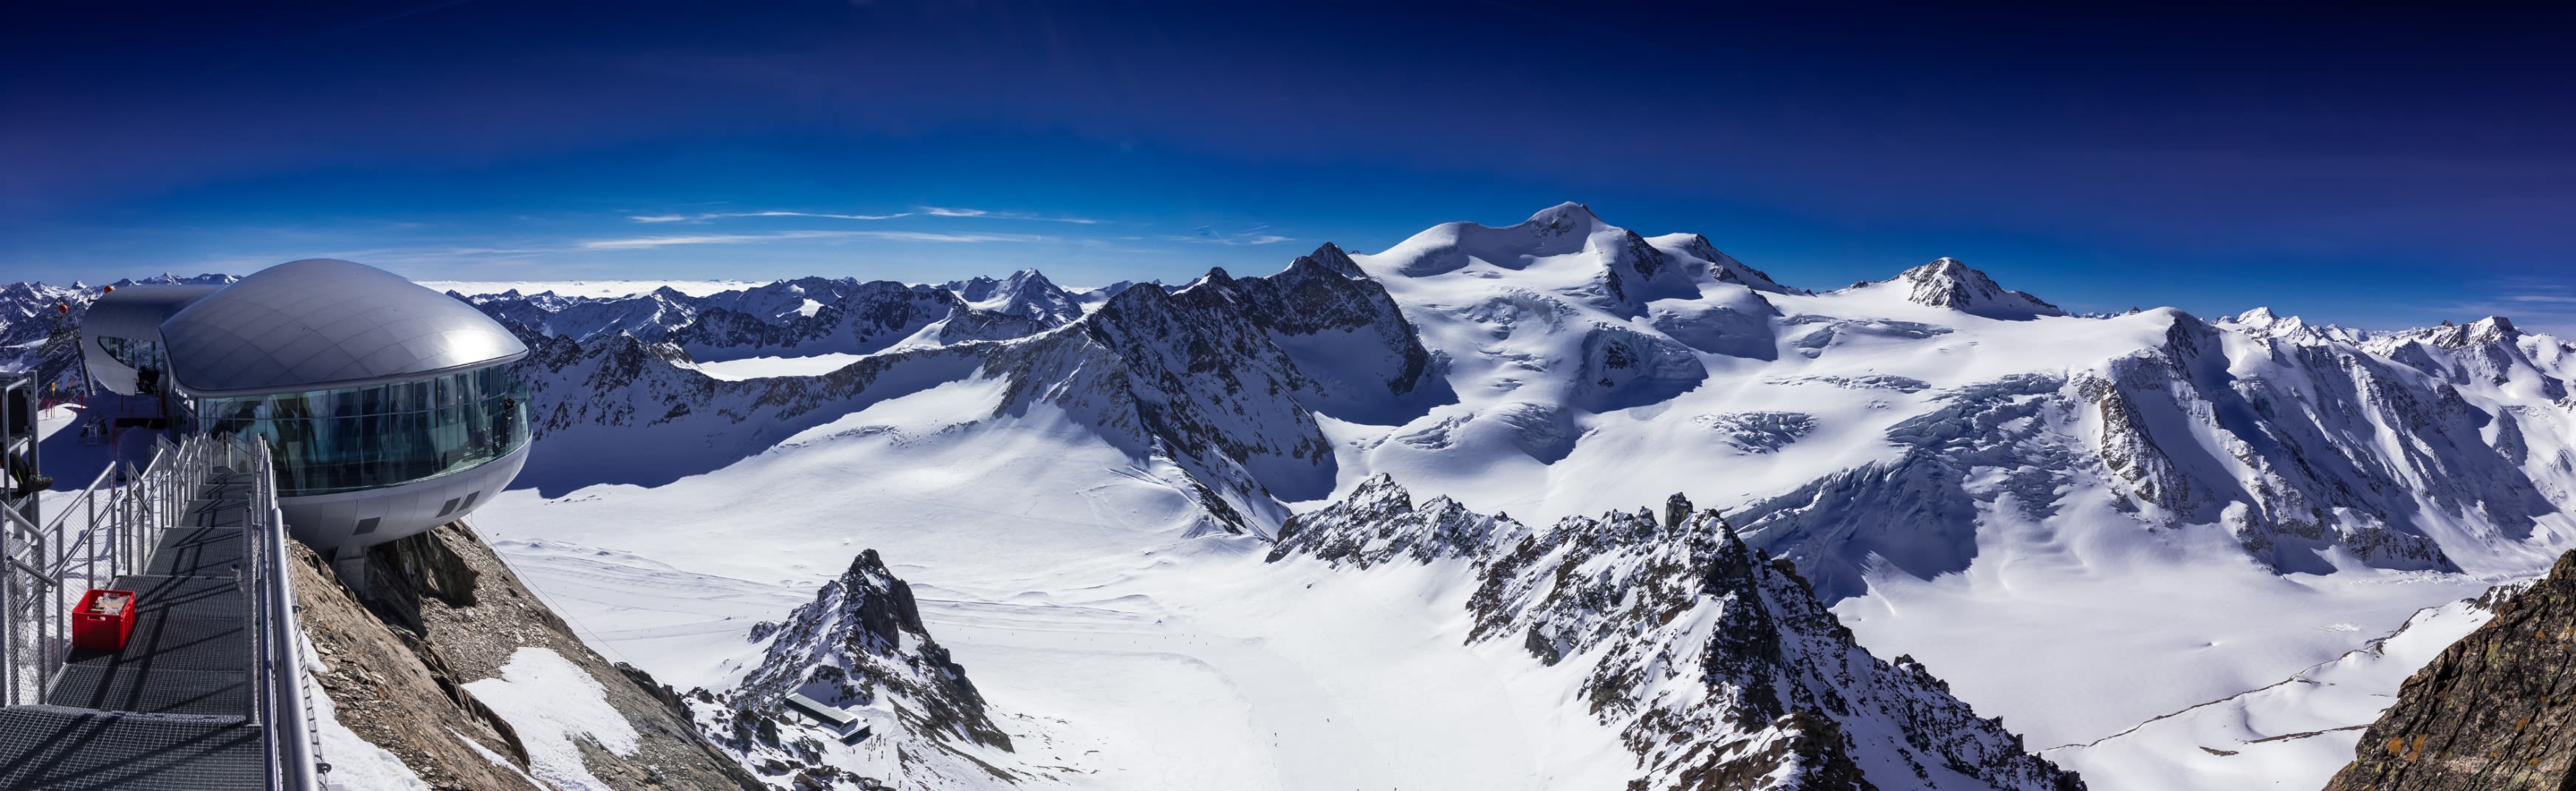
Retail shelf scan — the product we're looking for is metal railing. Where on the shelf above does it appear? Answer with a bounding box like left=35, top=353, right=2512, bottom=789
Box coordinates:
left=1, top=436, right=198, bottom=705
left=0, top=433, right=322, bottom=790
left=236, top=435, right=323, bottom=790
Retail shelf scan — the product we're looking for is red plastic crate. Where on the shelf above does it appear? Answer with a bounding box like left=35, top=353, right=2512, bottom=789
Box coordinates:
left=72, top=589, right=137, bottom=651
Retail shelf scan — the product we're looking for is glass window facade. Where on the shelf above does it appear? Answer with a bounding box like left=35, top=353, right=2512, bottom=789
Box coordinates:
left=199, top=364, right=531, bottom=496
left=96, top=335, right=165, bottom=370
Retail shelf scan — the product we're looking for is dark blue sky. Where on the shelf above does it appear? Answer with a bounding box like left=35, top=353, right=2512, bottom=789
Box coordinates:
left=4, top=2, right=2571, bottom=331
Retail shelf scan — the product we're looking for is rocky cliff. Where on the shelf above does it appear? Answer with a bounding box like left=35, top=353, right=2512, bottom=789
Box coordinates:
left=297, top=522, right=763, bottom=790
left=2323, top=549, right=2576, bottom=791
left=693, top=549, right=1023, bottom=790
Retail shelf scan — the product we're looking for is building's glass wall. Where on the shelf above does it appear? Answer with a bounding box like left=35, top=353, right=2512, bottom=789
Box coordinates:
left=199, top=364, right=530, bottom=496
left=95, top=335, right=165, bottom=370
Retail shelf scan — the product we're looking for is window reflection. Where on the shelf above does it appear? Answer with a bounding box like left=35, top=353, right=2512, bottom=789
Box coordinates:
left=202, top=364, right=530, bottom=496
left=95, top=335, right=165, bottom=369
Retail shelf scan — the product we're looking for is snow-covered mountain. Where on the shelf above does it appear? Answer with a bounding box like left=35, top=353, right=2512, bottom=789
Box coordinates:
left=698, top=548, right=1023, bottom=789
left=479, top=247, right=1440, bottom=531
left=1272, top=477, right=2083, bottom=790
left=458, top=270, right=1089, bottom=364
left=12, top=204, right=2576, bottom=790
left=1858, top=257, right=2066, bottom=320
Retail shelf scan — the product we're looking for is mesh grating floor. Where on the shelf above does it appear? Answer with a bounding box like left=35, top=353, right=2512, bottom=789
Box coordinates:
left=0, top=705, right=261, bottom=789
left=0, top=475, right=268, bottom=788
left=140, top=529, right=244, bottom=578
left=46, top=667, right=247, bottom=716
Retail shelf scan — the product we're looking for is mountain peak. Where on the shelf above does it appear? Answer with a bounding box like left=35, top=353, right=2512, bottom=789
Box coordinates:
left=942, top=268, right=1081, bottom=324
left=2470, top=315, right=2519, bottom=338
left=1886, top=257, right=2064, bottom=319
left=1522, top=202, right=1604, bottom=234
left=1297, top=242, right=1366, bottom=278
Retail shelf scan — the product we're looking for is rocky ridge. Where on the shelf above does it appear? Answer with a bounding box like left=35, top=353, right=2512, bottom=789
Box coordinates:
left=1272, top=476, right=2085, bottom=791
left=695, top=549, right=1018, bottom=790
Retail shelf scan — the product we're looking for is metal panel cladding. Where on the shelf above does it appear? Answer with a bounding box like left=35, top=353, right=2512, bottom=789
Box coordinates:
left=157, top=259, right=529, bottom=397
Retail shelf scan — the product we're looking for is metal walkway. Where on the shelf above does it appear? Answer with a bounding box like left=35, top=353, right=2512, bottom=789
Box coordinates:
left=0, top=438, right=320, bottom=790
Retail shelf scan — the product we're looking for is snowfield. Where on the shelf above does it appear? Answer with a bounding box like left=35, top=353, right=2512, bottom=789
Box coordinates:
left=478, top=382, right=1638, bottom=790
left=2044, top=587, right=2520, bottom=791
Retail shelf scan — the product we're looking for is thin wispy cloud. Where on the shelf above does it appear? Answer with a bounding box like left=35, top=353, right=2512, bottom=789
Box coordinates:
left=1167, top=225, right=1293, bottom=245
left=862, top=231, right=1054, bottom=244
left=627, top=207, right=1101, bottom=225
left=920, top=207, right=1101, bottom=224
left=583, top=230, right=1051, bottom=250
left=2450, top=278, right=2576, bottom=338
left=631, top=210, right=912, bottom=223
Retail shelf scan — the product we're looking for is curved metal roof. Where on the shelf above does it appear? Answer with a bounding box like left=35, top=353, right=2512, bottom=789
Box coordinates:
left=160, top=259, right=528, bottom=397
left=81, top=285, right=224, bottom=341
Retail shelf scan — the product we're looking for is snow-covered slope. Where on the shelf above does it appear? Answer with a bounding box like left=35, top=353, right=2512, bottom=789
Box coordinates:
left=1274, top=477, right=2082, bottom=790
left=2044, top=578, right=2529, bottom=791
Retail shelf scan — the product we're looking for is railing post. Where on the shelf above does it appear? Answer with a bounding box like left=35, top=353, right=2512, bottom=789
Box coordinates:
left=38, top=528, right=51, bottom=697
left=4, top=537, right=14, bottom=707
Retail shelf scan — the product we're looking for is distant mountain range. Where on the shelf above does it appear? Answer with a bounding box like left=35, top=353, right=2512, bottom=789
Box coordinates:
left=8, top=205, right=2573, bottom=790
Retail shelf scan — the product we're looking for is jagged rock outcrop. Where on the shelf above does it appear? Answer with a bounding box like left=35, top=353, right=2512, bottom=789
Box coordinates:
left=1271, top=479, right=2086, bottom=791
left=700, top=549, right=1021, bottom=790
left=1267, top=473, right=1525, bottom=566
left=2323, top=549, right=2576, bottom=790
left=292, top=541, right=540, bottom=791
left=300, top=522, right=763, bottom=790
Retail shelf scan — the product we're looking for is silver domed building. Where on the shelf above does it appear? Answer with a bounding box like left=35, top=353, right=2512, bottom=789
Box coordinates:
left=82, top=259, right=532, bottom=566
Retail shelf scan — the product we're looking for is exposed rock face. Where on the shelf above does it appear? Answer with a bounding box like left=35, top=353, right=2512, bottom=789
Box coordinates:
left=291, top=540, right=539, bottom=791
left=2323, top=549, right=2576, bottom=791
left=310, top=522, right=763, bottom=790
left=1268, top=473, right=1525, bottom=566
left=1878, top=258, right=2064, bottom=319
left=700, top=549, right=1017, bottom=789
left=1658, top=233, right=1804, bottom=295
left=1271, top=479, right=2085, bottom=791
left=942, top=269, right=1085, bottom=326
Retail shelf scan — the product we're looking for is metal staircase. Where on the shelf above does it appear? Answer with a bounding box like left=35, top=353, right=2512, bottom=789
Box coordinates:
left=0, top=434, right=323, bottom=790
